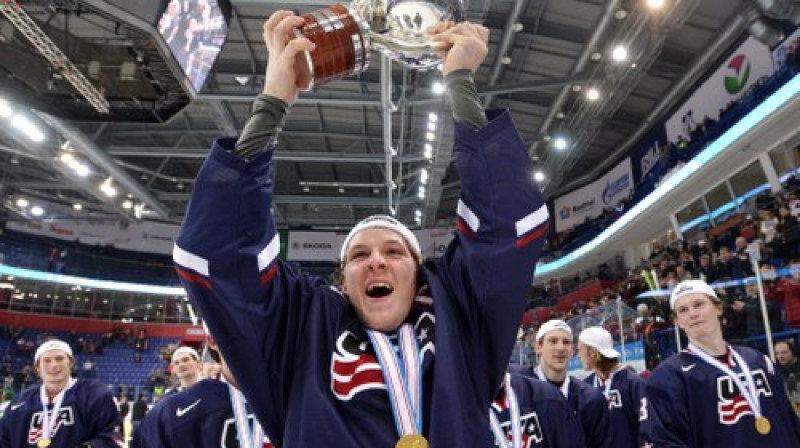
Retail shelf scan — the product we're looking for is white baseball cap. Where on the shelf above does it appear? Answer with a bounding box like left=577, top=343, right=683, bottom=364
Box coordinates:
left=35, top=339, right=73, bottom=364
left=340, top=215, right=422, bottom=263
left=535, top=319, right=573, bottom=342
left=670, top=279, right=718, bottom=310
left=171, top=346, right=200, bottom=363
left=578, top=327, right=620, bottom=359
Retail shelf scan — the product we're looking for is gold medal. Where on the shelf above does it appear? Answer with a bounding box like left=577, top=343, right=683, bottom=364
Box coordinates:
left=395, top=434, right=428, bottom=448
left=37, top=438, right=51, bottom=448
left=755, top=416, right=771, bottom=435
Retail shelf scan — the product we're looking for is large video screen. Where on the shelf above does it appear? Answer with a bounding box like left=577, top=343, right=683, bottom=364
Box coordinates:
left=157, top=0, right=231, bottom=92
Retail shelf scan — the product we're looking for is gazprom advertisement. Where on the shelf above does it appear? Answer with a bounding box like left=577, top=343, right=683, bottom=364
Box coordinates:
left=630, top=126, right=669, bottom=185
left=664, top=36, right=776, bottom=143
left=553, top=158, right=634, bottom=233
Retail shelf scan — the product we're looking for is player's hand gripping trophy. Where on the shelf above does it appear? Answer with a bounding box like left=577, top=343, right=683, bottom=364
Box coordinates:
left=289, top=0, right=466, bottom=89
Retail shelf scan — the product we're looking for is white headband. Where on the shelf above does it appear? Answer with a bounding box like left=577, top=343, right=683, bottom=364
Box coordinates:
left=171, top=346, right=200, bottom=363
left=35, top=340, right=73, bottom=363
left=340, top=215, right=422, bottom=263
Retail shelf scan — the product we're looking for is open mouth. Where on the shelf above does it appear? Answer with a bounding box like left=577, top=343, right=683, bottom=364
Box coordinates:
left=366, top=283, right=394, bottom=298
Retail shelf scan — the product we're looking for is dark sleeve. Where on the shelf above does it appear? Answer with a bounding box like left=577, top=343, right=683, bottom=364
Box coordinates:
left=436, top=109, right=548, bottom=397
left=83, top=383, right=124, bottom=448
left=173, top=138, right=348, bottom=443
left=639, top=366, right=691, bottom=448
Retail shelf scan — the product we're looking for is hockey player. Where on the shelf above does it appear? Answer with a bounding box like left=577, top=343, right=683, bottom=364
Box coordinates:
left=163, top=346, right=201, bottom=396
left=640, top=279, right=800, bottom=446
left=0, top=339, right=123, bottom=448
left=171, top=10, right=548, bottom=448
left=578, top=326, right=644, bottom=448
left=490, top=371, right=586, bottom=448
left=514, top=319, right=611, bottom=448
left=131, top=330, right=272, bottom=448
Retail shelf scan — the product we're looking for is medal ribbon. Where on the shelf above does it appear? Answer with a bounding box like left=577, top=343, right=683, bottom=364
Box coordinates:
left=227, top=381, right=265, bottom=448
left=535, top=365, right=570, bottom=398
left=489, top=373, right=522, bottom=448
left=688, top=343, right=764, bottom=420
left=367, top=324, right=423, bottom=438
left=39, top=378, right=77, bottom=443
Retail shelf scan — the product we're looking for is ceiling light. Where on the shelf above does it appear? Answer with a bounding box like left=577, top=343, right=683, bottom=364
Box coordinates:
left=553, top=137, right=568, bottom=151
left=74, top=163, right=90, bottom=177
left=534, top=171, right=545, bottom=182
left=590, top=51, right=602, bottom=62
left=586, top=88, right=601, bottom=101
left=646, top=0, right=666, bottom=10
left=415, top=209, right=422, bottom=217
left=418, top=186, right=426, bottom=199
left=338, top=187, right=345, bottom=194
left=614, top=9, right=628, bottom=20
left=428, top=112, right=438, bottom=122
left=571, top=85, right=582, bottom=92
left=30, top=206, right=44, bottom=216
left=426, top=132, right=435, bottom=141
left=122, top=200, right=133, bottom=209
left=500, top=56, right=512, bottom=65
left=611, top=45, right=629, bottom=62
left=16, top=198, right=29, bottom=208
left=303, top=186, right=310, bottom=193
left=555, top=111, right=566, bottom=120
left=0, top=98, right=12, bottom=118
left=432, top=81, right=445, bottom=95
left=511, top=23, right=523, bottom=32
left=427, top=121, right=437, bottom=131
left=73, top=203, right=83, bottom=210
left=420, top=168, right=429, bottom=183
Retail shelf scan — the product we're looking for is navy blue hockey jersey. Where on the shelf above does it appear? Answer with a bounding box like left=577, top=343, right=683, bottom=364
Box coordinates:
left=131, top=379, right=271, bottom=448
left=0, top=379, right=122, bottom=448
left=172, top=109, right=548, bottom=448
left=584, top=368, right=645, bottom=448
left=491, top=373, right=586, bottom=448
left=513, top=365, right=611, bottom=448
left=640, top=345, right=800, bottom=447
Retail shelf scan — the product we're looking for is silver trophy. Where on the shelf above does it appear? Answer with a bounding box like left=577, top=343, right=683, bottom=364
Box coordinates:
left=293, top=0, right=465, bottom=89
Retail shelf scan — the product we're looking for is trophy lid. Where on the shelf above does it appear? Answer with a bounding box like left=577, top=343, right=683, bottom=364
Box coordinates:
left=352, top=0, right=466, bottom=69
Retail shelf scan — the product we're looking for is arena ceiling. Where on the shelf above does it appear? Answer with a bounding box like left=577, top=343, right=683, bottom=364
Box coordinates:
left=0, top=0, right=772, bottom=231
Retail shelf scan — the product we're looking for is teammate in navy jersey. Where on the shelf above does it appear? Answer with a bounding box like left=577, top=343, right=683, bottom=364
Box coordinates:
left=640, top=279, right=800, bottom=447
left=163, top=346, right=201, bottom=396
left=132, top=332, right=272, bottom=448
left=0, top=339, right=123, bottom=448
left=513, top=319, right=611, bottom=448
left=578, top=326, right=644, bottom=448
left=490, top=372, right=586, bottom=448
left=171, top=10, right=548, bottom=448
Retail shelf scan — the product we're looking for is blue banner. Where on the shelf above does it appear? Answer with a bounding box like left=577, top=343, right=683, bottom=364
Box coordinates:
left=630, top=126, right=669, bottom=186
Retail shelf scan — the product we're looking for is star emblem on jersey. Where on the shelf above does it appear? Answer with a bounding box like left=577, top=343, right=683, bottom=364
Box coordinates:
left=176, top=399, right=201, bottom=417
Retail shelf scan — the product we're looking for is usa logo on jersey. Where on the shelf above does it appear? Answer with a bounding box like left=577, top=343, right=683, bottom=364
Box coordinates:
left=330, top=310, right=435, bottom=401
left=28, top=407, right=74, bottom=445
left=716, top=368, right=772, bottom=424
left=493, top=411, right=544, bottom=448
left=606, top=389, right=623, bottom=409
